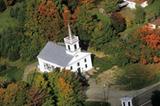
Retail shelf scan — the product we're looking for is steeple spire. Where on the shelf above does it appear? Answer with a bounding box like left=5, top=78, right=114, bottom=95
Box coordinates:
left=64, top=23, right=81, bottom=55
left=68, top=23, right=72, bottom=41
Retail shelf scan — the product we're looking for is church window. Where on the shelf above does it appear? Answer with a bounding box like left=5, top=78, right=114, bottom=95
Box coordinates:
left=128, top=102, right=130, bottom=106
left=84, top=58, right=87, bottom=62
left=123, top=102, right=125, bottom=106
left=44, top=63, right=47, bottom=69
left=85, top=64, right=88, bottom=68
left=77, top=62, right=80, bottom=66
left=51, top=66, right=55, bottom=70
left=44, top=63, right=52, bottom=70
left=74, top=44, right=77, bottom=50
left=68, top=45, right=70, bottom=50
left=70, top=66, right=73, bottom=70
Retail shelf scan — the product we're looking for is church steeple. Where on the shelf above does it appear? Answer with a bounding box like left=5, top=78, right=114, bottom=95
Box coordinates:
left=64, top=24, right=81, bottom=55
left=68, top=24, right=72, bottom=41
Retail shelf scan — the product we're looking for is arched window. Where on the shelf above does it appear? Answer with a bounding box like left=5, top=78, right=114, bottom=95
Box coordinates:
left=68, top=45, right=70, bottom=50
left=74, top=44, right=77, bottom=50
left=84, top=58, right=87, bottom=62
left=85, top=64, right=88, bottom=68
left=77, top=62, right=80, bottom=66
left=70, top=66, right=73, bottom=70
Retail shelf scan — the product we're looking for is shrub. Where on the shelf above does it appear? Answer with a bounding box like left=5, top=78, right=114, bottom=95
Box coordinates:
left=0, top=64, right=7, bottom=71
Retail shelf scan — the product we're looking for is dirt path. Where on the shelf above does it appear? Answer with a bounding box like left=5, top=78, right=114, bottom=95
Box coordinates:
left=86, top=64, right=160, bottom=106
left=22, top=62, right=38, bottom=81
left=86, top=78, right=160, bottom=106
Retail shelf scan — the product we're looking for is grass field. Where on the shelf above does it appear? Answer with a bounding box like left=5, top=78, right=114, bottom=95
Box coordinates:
left=0, top=66, right=24, bottom=81
left=0, top=7, right=18, bottom=32
left=0, top=58, right=31, bottom=81
left=93, top=57, right=113, bottom=75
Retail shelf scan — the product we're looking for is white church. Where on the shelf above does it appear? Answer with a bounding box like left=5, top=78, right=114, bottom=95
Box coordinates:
left=37, top=24, right=93, bottom=73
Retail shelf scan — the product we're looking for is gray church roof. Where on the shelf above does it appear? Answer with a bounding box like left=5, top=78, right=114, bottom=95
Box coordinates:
left=37, top=41, right=73, bottom=67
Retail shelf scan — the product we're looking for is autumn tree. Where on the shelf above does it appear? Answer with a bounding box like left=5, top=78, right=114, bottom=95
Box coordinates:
left=0, top=76, right=11, bottom=88
left=0, top=88, right=5, bottom=104
left=48, top=70, right=86, bottom=106
left=27, top=87, right=48, bottom=106
left=21, top=0, right=65, bottom=60
left=0, top=81, right=28, bottom=106
left=62, top=6, right=71, bottom=26
left=111, top=12, right=126, bottom=33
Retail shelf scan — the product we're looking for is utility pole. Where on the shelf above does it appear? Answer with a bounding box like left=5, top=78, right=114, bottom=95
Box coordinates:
left=103, top=84, right=106, bottom=103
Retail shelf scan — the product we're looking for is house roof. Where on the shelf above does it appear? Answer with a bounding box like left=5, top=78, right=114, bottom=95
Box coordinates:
left=37, top=41, right=73, bottom=67
left=151, top=17, right=160, bottom=26
left=126, top=0, right=147, bottom=4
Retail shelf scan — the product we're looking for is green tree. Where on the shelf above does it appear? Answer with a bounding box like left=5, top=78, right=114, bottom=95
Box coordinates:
left=0, top=27, right=23, bottom=61
left=146, top=0, right=160, bottom=20
left=10, top=2, right=26, bottom=23
left=98, top=0, right=121, bottom=13
left=67, top=0, right=79, bottom=12
left=75, top=2, right=98, bottom=49
left=13, top=81, right=28, bottom=106
left=0, top=0, right=6, bottom=12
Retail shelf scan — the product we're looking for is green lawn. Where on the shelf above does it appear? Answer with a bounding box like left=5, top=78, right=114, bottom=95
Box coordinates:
left=0, top=66, right=24, bottom=81
left=0, top=58, right=31, bottom=81
left=0, top=7, right=18, bottom=32
left=93, top=57, right=113, bottom=75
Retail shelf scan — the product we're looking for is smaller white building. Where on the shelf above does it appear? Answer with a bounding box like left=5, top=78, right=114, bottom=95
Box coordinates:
left=120, top=96, right=133, bottom=106
left=123, top=0, right=148, bottom=9
left=37, top=24, right=93, bottom=73
left=148, top=17, right=160, bottom=29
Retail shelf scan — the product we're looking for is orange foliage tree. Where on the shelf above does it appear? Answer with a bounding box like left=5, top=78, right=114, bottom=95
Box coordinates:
left=138, top=25, right=160, bottom=63
left=49, top=70, right=85, bottom=106
left=62, top=6, right=71, bottom=26
left=38, top=0, right=57, bottom=17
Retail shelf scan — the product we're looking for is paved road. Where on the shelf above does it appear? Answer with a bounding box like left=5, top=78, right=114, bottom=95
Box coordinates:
left=134, top=83, right=160, bottom=106
left=86, top=78, right=160, bottom=106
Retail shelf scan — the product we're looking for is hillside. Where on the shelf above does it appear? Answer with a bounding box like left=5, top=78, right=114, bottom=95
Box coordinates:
left=0, top=0, right=160, bottom=105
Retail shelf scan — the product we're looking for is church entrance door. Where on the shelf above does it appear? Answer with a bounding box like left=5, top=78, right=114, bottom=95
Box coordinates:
left=77, top=68, right=81, bottom=73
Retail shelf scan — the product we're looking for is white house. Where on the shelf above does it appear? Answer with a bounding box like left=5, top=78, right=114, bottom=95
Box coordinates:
left=148, top=17, right=160, bottom=29
left=37, top=24, right=93, bottom=73
left=123, top=0, right=148, bottom=9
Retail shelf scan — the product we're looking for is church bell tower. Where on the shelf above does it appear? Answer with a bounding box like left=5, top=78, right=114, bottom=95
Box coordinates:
left=64, top=24, right=81, bottom=55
